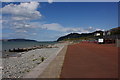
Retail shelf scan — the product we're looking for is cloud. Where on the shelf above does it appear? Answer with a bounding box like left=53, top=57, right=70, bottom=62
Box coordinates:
left=1, top=2, right=42, bottom=38
left=15, top=30, right=27, bottom=33
left=95, top=28, right=104, bottom=31
left=1, top=2, right=41, bottom=20
left=1, top=0, right=15, bottom=2
left=2, top=0, right=119, bottom=2
left=1, top=2, right=104, bottom=40
left=42, top=23, right=63, bottom=31
left=32, top=33, right=37, bottom=35
left=48, top=0, right=54, bottom=3
left=40, top=23, right=101, bottom=33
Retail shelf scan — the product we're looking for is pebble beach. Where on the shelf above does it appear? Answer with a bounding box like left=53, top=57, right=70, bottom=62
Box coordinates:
left=2, top=43, right=65, bottom=78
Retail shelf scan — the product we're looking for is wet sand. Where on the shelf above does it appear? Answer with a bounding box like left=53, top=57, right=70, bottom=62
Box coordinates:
left=60, top=43, right=118, bottom=78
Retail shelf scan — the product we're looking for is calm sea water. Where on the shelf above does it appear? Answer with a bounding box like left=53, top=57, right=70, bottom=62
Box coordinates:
left=1, top=41, right=58, bottom=51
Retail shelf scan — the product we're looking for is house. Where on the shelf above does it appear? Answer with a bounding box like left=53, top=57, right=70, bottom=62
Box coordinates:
left=103, top=31, right=111, bottom=36
left=94, top=31, right=104, bottom=37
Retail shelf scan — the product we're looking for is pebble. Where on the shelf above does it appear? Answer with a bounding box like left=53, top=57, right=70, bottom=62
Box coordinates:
left=2, top=43, right=65, bottom=78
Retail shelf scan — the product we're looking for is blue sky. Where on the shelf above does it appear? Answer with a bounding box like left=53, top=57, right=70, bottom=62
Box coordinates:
left=1, top=2, right=118, bottom=41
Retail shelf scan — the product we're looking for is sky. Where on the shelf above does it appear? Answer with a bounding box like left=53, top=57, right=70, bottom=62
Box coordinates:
left=1, top=2, right=118, bottom=41
left=1, top=0, right=120, bottom=2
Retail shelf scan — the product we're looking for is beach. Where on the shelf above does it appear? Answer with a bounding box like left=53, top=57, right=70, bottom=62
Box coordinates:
left=1, top=41, right=119, bottom=78
left=1, top=1, right=119, bottom=79
left=22, top=42, right=118, bottom=78
left=2, top=43, right=66, bottom=78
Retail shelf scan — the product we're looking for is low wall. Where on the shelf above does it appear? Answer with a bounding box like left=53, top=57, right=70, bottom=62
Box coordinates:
left=116, top=39, right=120, bottom=47
left=39, top=45, right=68, bottom=78
left=23, top=45, right=65, bottom=78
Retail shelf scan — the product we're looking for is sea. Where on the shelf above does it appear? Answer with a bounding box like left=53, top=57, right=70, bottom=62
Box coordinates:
left=0, top=40, right=58, bottom=57
left=1, top=41, right=58, bottom=51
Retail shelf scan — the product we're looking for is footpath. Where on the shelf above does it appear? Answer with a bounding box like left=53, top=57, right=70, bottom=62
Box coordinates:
left=60, top=43, right=118, bottom=78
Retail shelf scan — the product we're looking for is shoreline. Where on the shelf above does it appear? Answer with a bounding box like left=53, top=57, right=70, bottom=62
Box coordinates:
left=23, top=44, right=67, bottom=78
left=2, top=42, right=118, bottom=78
left=2, top=44, right=59, bottom=58
left=2, top=43, right=67, bottom=78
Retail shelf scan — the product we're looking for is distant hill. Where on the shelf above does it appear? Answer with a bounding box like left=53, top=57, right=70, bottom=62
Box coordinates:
left=57, top=31, right=103, bottom=41
left=57, top=26, right=120, bottom=41
left=110, top=27, right=120, bottom=35
left=2, top=39, right=37, bottom=42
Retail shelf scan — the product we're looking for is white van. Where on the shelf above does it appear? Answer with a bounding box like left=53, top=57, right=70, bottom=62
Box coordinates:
left=98, top=38, right=104, bottom=44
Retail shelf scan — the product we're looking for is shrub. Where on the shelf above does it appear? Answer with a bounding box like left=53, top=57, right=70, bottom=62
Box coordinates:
left=41, top=57, right=45, bottom=62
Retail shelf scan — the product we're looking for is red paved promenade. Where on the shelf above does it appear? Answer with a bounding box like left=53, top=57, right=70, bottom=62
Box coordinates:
left=60, top=43, right=118, bottom=78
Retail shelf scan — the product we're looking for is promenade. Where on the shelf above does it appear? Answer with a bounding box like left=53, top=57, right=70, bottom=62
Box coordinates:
left=23, top=42, right=118, bottom=79
left=60, top=43, right=118, bottom=78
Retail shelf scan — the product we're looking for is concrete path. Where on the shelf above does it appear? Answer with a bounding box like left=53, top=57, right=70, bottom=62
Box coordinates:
left=38, top=45, right=68, bottom=78
left=60, top=43, right=118, bottom=78
left=23, top=45, right=66, bottom=78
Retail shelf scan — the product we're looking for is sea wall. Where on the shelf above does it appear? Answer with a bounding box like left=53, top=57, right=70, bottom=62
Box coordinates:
left=116, top=39, right=120, bottom=47
left=2, top=43, right=64, bottom=78
left=23, top=44, right=65, bottom=78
